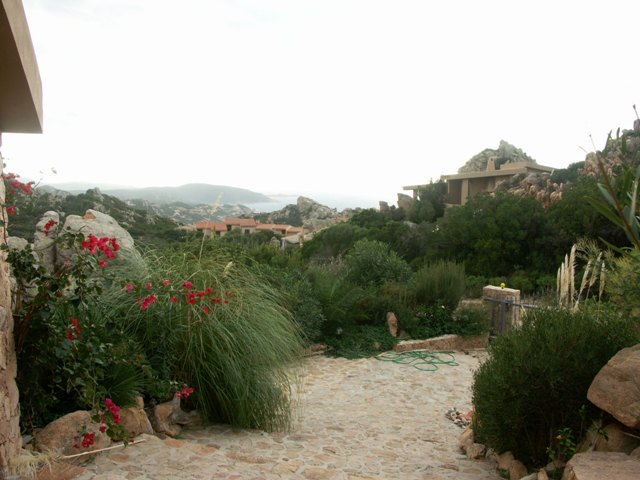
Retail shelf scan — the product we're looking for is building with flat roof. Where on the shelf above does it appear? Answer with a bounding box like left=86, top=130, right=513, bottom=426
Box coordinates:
left=404, top=160, right=554, bottom=206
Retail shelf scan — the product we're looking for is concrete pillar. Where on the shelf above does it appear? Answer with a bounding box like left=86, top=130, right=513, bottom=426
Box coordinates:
left=483, top=285, right=522, bottom=334
left=461, top=179, right=470, bottom=205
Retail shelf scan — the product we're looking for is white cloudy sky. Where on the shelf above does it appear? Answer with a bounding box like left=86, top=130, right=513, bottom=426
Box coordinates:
left=3, top=0, right=639, bottom=206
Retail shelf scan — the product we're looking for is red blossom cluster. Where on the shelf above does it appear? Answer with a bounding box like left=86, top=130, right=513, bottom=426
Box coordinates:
left=125, top=278, right=233, bottom=312
left=73, top=431, right=95, bottom=449
left=102, top=398, right=122, bottom=425
left=67, top=318, right=81, bottom=342
left=177, top=384, right=195, bottom=399
left=2, top=172, right=34, bottom=216
left=43, top=219, right=58, bottom=236
left=140, top=294, right=157, bottom=310
left=81, top=234, right=120, bottom=267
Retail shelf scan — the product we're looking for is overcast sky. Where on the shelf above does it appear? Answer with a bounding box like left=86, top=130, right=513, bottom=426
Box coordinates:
left=3, top=0, right=639, bottom=207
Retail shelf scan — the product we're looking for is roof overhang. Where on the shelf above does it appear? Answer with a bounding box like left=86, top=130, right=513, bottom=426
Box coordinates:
left=0, top=0, right=43, bottom=133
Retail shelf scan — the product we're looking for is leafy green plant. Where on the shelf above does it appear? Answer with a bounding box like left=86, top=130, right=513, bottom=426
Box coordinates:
left=472, top=307, right=639, bottom=467
left=8, top=229, right=146, bottom=431
left=344, top=239, right=412, bottom=288
left=324, top=325, right=397, bottom=358
left=411, top=260, right=465, bottom=309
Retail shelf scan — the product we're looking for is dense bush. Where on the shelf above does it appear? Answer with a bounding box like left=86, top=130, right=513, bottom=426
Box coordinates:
left=410, top=260, right=465, bottom=309
left=344, top=239, right=412, bottom=288
left=472, top=307, right=639, bottom=467
left=324, top=325, right=398, bottom=358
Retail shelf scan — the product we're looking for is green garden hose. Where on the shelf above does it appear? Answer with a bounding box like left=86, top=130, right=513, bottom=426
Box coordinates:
left=375, top=351, right=458, bottom=371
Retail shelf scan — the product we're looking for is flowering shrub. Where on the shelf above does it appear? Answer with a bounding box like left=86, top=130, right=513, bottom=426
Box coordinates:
left=6, top=225, right=147, bottom=431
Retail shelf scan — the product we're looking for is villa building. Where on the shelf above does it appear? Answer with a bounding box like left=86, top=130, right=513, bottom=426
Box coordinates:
left=404, top=159, right=554, bottom=206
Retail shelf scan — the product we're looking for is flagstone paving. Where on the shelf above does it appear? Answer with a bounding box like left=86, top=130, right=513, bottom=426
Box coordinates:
left=71, top=352, right=501, bottom=480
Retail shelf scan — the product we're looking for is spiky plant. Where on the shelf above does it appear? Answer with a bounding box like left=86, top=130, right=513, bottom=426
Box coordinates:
left=101, top=244, right=304, bottom=431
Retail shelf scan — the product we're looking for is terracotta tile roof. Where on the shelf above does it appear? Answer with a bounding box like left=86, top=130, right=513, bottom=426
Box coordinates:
left=195, top=221, right=227, bottom=232
left=286, top=227, right=304, bottom=234
left=224, top=218, right=256, bottom=227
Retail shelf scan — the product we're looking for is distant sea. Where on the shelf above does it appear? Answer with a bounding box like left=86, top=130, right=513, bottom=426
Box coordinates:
left=246, top=193, right=383, bottom=213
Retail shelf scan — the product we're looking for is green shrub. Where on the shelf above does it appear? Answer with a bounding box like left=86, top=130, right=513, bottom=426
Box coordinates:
left=465, top=275, right=487, bottom=298
left=305, top=261, right=369, bottom=334
left=411, top=260, right=465, bottom=309
left=405, top=305, right=455, bottom=339
left=472, top=307, right=639, bottom=467
left=452, top=304, right=491, bottom=336
left=508, top=270, right=536, bottom=294
left=324, top=325, right=398, bottom=358
left=345, top=239, right=412, bottom=288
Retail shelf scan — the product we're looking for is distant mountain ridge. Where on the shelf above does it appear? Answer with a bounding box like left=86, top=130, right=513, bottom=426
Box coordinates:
left=45, top=183, right=272, bottom=206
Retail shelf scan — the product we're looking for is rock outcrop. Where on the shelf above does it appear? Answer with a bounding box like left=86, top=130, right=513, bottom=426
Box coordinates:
left=34, top=411, right=110, bottom=455
left=458, top=140, right=538, bottom=173
left=260, top=196, right=348, bottom=231
left=562, top=451, right=640, bottom=480
left=587, top=344, right=640, bottom=429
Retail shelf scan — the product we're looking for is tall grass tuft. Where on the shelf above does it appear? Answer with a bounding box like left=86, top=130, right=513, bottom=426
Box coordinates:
left=102, top=245, right=304, bottom=431
left=557, top=240, right=606, bottom=310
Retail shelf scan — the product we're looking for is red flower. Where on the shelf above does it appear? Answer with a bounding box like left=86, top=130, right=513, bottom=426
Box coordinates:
left=146, top=282, right=153, bottom=290
left=6, top=205, right=15, bottom=215
left=67, top=329, right=75, bottom=341
left=171, top=296, right=178, bottom=303
left=203, top=306, right=210, bottom=314
left=206, top=287, right=214, bottom=294
left=182, top=281, right=193, bottom=290
left=99, top=260, right=108, bottom=267
left=99, top=425, right=107, bottom=433
left=163, top=279, right=170, bottom=286
left=125, top=283, right=135, bottom=292
left=43, top=219, right=58, bottom=236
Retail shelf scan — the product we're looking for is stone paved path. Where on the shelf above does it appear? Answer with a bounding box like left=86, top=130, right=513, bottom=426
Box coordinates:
left=72, top=352, right=500, bottom=479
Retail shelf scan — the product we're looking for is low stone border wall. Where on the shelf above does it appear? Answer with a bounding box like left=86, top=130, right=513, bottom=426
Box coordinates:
left=393, top=333, right=489, bottom=352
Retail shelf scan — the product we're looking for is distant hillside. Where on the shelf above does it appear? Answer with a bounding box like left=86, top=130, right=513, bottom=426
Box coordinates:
left=9, top=187, right=184, bottom=246
left=102, top=184, right=271, bottom=205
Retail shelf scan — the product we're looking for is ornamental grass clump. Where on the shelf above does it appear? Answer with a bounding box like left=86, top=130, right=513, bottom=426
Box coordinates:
left=472, top=307, right=639, bottom=467
left=105, top=246, right=304, bottom=431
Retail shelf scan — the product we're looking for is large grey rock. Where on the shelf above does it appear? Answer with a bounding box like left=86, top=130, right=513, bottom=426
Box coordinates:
left=62, top=210, right=135, bottom=250
left=35, top=411, right=110, bottom=455
left=59, top=209, right=142, bottom=268
left=587, top=344, right=640, bottom=429
left=33, top=211, right=59, bottom=274
left=119, top=396, right=153, bottom=440
left=593, top=423, right=640, bottom=454
left=562, top=451, right=640, bottom=480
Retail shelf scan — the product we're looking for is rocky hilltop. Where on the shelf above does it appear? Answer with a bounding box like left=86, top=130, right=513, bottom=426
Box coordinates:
left=458, top=140, right=538, bottom=173
left=255, top=196, right=352, bottom=230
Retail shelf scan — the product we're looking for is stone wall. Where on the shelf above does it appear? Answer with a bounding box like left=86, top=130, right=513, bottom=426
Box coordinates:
left=0, top=146, right=20, bottom=476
